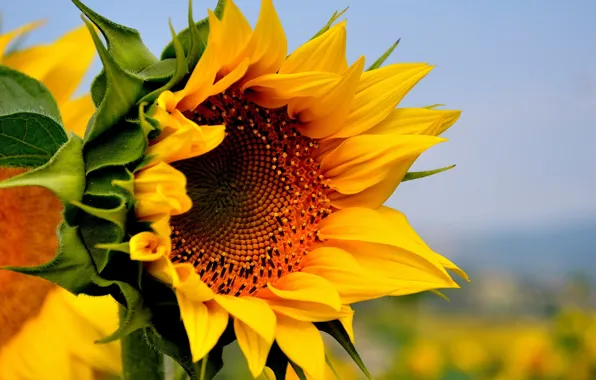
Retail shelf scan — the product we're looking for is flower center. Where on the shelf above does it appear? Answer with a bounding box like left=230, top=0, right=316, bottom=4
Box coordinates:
left=170, top=89, right=331, bottom=296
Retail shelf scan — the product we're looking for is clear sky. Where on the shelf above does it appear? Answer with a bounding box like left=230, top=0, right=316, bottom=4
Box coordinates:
left=3, top=0, right=595, bottom=235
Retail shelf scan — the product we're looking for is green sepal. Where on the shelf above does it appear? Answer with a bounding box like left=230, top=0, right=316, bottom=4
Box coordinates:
left=79, top=211, right=125, bottom=272
left=139, top=102, right=160, bottom=140
left=367, top=39, right=400, bottom=71
left=145, top=326, right=197, bottom=380
left=71, top=0, right=157, bottom=72
left=325, top=354, right=341, bottom=380
left=90, top=70, right=107, bottom=107
left=96, top=242, right=130, bottom=254
left=84, top=121, right=147, bottom=173
left=310, top=7, right=348, bottom=40
left=94, top=278, right=152, bottom=343
left=86, top=167, right=135, bottom=199
left=2, top=223, right=101, bottom=295
left=0, top=135, right=85, bottom=225
left=289, top=361, right=307, bottom=380
left=139, top=21, right=189, bottom=105
left=316, top=321, right=373, bottom=380
left=71, top=194, right=127, bottom=231
left=403, top=164, right=455, bottom=182
left=430, top=289, right=450, bottom=301
left=81, top=17, right=144, bottom=143
left=137, top=59, right=178, bottom=82
left=0, top=65, right=67, bottom=167
left=160, top=0, right=226, bottom=62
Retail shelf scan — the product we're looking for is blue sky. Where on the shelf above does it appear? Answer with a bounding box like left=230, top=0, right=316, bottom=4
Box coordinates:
left=3, top=0, right=596, bottom=235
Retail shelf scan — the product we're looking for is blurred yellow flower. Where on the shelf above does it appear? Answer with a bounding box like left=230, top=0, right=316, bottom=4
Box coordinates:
left=0, top=21, right=95, bottom=135
left=0, top=23, right=119, bottom=380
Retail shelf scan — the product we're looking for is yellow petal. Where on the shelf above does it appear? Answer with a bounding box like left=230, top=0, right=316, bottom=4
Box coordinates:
left=329, top=162, right=408, bottom=209
left=235, top=318, right=272, bottom=378
left=298, top=57, right=365, bottom=139
left=176, top=46, right=219, bottom=112
left=129, top=231, right=170, bottom=262
left=301, top=246, right=447, bottom=303
left=243, top=72, right=339, bottom=110
left=329, top=239, right=452, bottom=285
left=318, top=207, right=451, bottom=276
left=214, top=295, right=276, bottom=345
left=267, top=299, right=352, bottom=322
left=276, top=316, right=325, bottom=380
left=209, top=57, right=249, bottom=96
left=134, top=162, right=192, bottom=219
left=147, top=109, right=225, bottom=165
left=147, top=255, right=180, bottom=287
left=332, top=64, right=434, bottom=138
left=266, top=272, right=341, bottom=310
left=339, top=305, right=356, bottom=343
left=319, top=134, right=445, bottom=194
left=366, top=107, right=462, bottom=136
left=279, top=22, right=347, bottom=75
left=4, top=26, right=94, bottom=103
left=59, top=95, right=94, bottom=136
left=36, top=26, right=95, bottom=104
left=242, top=0, right=288, bottom=82
left=209, top=0, right=252, bottom=74
left=377, top=206, right=469, bottom=281
left=176, top=296, right=228, bottom=362
left=0, top=21, right=44, bottom=59
left=175, top=264, right=214, bottom=302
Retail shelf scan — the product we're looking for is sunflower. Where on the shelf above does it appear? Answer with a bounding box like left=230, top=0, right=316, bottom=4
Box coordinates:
left=127, top=0, right=467, bottom=378
left=0, top=23, right=121, bottom=379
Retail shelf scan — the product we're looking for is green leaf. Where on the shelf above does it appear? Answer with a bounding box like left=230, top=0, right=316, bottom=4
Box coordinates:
left=0, top=136, right=85, bottom=224
left=367, top=39, right=400, bottom=71
left=2, top=223, right=100, bottom=295
left=310, top=7, right=348, bottom=40
left=139, top=21, right=189, bottom=105
left=0, top=113, right=68, bottom=167
left=119, top=317, right=164, bottom=380
left=0, top=65, right=62, bottom=122
left=0, top=65, right=67, bottom=167
left=95, top=279, right=152, bottom=343
left=81, top=18, right=144, bottom=143
left=316, top=321, right=372, bottom=380
left=160, top=0, right=226, bottom=61
left=403, top=164, right=455, bottom=182
left=71, top=0, right=157, bottom=72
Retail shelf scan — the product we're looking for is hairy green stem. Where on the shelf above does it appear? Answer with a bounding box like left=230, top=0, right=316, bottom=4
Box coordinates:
left=120, top=305, right=164, bottom=380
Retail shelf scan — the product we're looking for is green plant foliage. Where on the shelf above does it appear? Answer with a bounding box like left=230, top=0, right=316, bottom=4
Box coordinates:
left=2, top=223, right=103, bottom=295
left=0, top=136, right=85, bottom=224
left=316, top=321, right=373, bottom=380
left=160, top=0, right=226, bottom=62
left=0, top=66, right=67, bottom=167
left=310, top=7, right=348, bottom=40
left=403, top=164, right=456, bottom=182
left=367, top=39, right=401, bottom=71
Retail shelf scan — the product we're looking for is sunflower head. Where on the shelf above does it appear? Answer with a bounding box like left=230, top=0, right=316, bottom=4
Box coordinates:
left=0, top=0, right=467, bottom=378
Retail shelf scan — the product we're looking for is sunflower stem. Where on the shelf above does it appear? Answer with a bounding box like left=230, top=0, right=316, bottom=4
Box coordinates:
left=119, top=305, right=164, bottom=380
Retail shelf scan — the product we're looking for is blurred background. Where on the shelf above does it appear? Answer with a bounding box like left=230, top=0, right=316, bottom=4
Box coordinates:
left=3, top=0, right=595, bottom=378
